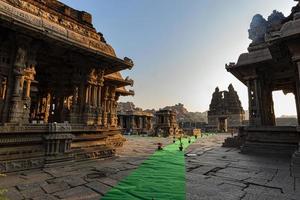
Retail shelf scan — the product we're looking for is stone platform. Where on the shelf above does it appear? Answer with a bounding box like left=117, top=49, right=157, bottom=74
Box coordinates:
left=0, top=136, right=171, bottom=200
left=186, top=134, right=300, bottom=200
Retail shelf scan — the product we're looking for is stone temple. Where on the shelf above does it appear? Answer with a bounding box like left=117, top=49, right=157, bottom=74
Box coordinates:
left=207, top=84, right=245, bottom=132
left=117, top=102, right=153, bottom=135
left=0, top=0, right=134, bottom=172
left=225, top=2, right=300, bottom=176
left=154, top=109, right=180, bottom=137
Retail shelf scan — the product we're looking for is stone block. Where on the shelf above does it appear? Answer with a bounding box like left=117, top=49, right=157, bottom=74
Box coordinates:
left=97, top=177, right=118, bottom=187
left=53, top=186, right=100, bottom=200
left=4, top=187, right=24, bottom=200
left=48, top=176, right=86, bottom=187
left=20, top=186, right=46, bottom=199
left=86, top=181, right=111, bottom=195
left=41, top=182, right=70, bottom=194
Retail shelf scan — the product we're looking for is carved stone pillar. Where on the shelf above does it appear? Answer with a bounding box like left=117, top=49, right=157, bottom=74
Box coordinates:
left=102, top=86, right=109, bottom=127
left=88, top=84, right=92, bottom=105
left=292, top=141, right=300, bottom=178
left=118, top=115, right=123, bottom=128
left=294, top=60, right=300, bottom=125
left=139, top=117, right=143, bottom=129
left=96, top=73, right=104, bottom=126
left=9, top=46, right=27, bottom=123
left=287, top=44, right=300, bottom=125
left=109, top=89, right=116, bottom=127
left=166, top=115, right=170, bottom=126
left=130, top=116, right=135, bottom=129
left=247, top=78, right=264, bottom=126
left=22, top=65, right=36, bottom=123
left=70, top=86, right=80, bottom=123
left=148, top=117, right=152, bottom=130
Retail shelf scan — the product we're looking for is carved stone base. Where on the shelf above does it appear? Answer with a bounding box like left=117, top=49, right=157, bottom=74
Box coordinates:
left=237, top=126, right=299, bottom=156
left=0, top=124, right=122, bottom=173
left=242, top=142, right=297, bottom=156
left=73, top=146, right=115, bottom=161
left=223, top=127, right=247, bottom=148
left=222, top=136, right=245, bottom=148
left=44, top=154, right=75, bottom=168
left=106, top=133, right=126, bottom=148
left=0, top=157, right=44, bottom=173
left=292, top=144, right=300, bottom=177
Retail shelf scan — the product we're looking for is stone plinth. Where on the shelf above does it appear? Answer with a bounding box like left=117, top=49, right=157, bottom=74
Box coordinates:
left=240, top=126, right=299, bottom=156
left=292, top=142, right=300, bottom=177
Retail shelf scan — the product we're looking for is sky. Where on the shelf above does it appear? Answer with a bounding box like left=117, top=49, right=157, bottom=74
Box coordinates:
left=61, top=0, right=297, bottom=117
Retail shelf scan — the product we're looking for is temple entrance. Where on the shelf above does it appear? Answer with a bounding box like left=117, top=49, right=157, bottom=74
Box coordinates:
left=272, top=91, right=297, bottom=126
left=218, top=117, right=228, bottom=132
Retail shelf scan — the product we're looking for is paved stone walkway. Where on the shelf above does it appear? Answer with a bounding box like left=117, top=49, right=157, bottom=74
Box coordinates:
left=185, top=134, right=300, bottom=200
left=0, top=136, right=171, bottom=200
left=1, top=134, right=299, bottom=200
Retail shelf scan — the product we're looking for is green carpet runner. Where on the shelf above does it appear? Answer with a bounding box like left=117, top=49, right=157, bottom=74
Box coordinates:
left=102, top=137, right=196, bottom=200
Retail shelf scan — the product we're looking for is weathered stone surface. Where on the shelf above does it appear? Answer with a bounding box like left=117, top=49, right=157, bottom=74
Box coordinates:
left=53, top=186, right=100, bottom=200
left=4, top=187, right=24, bottom=200
left=186, top=134, right=300, bottom=200
left=97, top=177, right=119, bottom=187
left=32, top=194, right=59, bottom=200
left=41, top=182, right=70, bottom=194
left=2, top=134, right=298, bottom=199
left=86, top=181, right=111, bottom=195
left=16, top=181, right=46, bottom=191
left=48, top=176, right=87, bottom=187
left=20, top=186, right=46, bottom=199
left=0, top=136, right=169, bottom=199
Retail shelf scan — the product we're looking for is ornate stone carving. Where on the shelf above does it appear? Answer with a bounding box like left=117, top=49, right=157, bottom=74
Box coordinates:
left=49, top=122, right=72, bottom=133
left=267, top=10, right=285, bottom=32
left=14, top=46, right=26, bottom=68
left=248, top=14, right=268, bottom=45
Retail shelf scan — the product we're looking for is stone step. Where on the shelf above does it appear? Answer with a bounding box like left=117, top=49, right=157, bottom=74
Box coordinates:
left=241, top=141, right=297, bottom=156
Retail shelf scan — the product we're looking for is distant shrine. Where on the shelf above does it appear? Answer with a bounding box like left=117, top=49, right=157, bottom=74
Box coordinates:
left=117, top=102, right=153, bottom=135
left=155, top=109, right=180, bottom=137
left=207, top=84, right=245, bottom=132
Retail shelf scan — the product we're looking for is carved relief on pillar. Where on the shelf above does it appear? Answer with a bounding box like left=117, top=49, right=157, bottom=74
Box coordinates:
left=109, top=87, right=117, bottom=127
left=0, top=77, right=7, bottom=100
left=82, top=69, right=97, bottom=125
left=102, top=85, right=109, bottom=127
left=9, top=39, right=28, bottom=123
left=9, top=37, right=40, bottom=124
left=96, top=70, right=104, bottom=126
left=246, top=78, right=263, bottom=126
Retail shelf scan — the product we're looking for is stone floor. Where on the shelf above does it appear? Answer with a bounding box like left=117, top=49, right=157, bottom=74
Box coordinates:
left=0, top=136, right=171, bottom=200
left=0, top=134, right=299, bottom=200
left=186, top=134, right=300, bottom=200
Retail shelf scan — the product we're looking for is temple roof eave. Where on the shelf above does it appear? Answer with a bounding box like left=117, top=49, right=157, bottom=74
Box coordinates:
left=115, top=88, right=135, bottom=96
left=270, top=17, right=300, bottom=42
left=118, top=111, right=153, bottom=117
left=225, top=46, right=274, bottom=84
left=104, top=77, right=134, bottom=87
left=235, top=48, right=272, bottom=68
left=0, top=0, right=134, bottom=74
